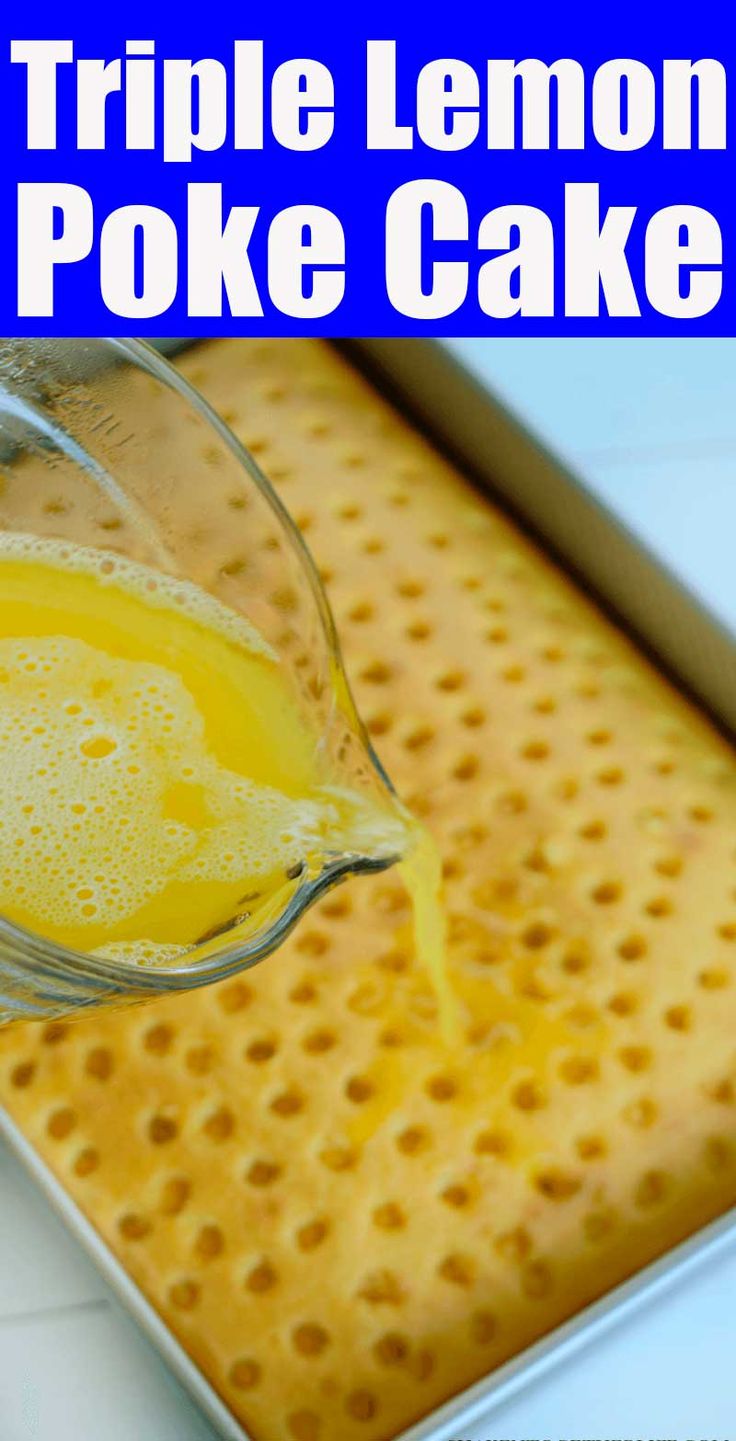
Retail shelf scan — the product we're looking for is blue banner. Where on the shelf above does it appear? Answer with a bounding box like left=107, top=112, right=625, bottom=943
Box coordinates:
left=1, top=1, right=733, bottom=334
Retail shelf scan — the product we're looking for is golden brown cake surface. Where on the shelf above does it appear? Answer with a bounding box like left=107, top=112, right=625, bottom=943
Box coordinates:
left=2, top=339, right=736, bottom=1441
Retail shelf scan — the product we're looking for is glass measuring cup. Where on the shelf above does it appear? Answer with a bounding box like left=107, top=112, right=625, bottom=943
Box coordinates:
left=0, top=338, right=403, bottom=1022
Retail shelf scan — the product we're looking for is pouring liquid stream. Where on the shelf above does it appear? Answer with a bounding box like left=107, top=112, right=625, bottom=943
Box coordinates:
left=0, top=533, right=454, bottom=1032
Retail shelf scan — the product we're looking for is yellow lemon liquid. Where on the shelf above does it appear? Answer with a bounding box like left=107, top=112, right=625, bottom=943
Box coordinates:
left=0, top=534, right=449, bottom=1018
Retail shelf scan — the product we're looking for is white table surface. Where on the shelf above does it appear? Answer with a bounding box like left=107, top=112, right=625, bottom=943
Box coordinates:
left=2, top=340, right=736, bottom=1440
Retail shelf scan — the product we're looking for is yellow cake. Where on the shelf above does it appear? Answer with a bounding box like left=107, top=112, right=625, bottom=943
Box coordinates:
left=1, top=339, right=735, bottom=1441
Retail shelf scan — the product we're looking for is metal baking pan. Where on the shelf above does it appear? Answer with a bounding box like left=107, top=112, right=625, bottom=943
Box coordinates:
left=2, top=337, right=736, bottom=1441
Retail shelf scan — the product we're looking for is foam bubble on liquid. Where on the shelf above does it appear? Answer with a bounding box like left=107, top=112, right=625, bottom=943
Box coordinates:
left=0, top=631, right=327, bottom=935
left=0, top=532, right=276, bottom=661
left=91, top=940, right=188, bottom=966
